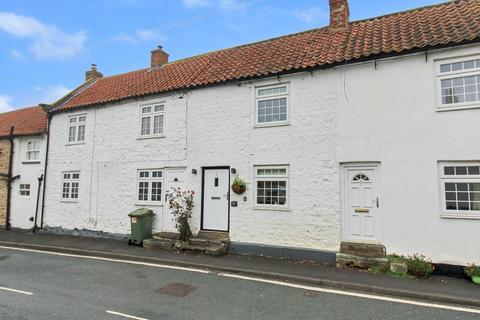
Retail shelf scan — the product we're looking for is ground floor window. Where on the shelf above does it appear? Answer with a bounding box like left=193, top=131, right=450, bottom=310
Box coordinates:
left=439, top=162, right=480, bottom=218
left=19, top=184, right=30, bottom=197
left=137, top=169, right=163, bottom=204
left=62, top=172, right=80, bottom=200
left=254, top=165, right=288, bottom=208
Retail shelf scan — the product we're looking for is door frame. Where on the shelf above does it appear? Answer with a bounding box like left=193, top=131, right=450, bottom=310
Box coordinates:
left=201, top=166, right=230, bottom=232
left=340, top=162, right=383, bottom=243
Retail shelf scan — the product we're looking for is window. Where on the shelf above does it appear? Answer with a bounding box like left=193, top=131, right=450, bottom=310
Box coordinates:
left=67, top=115, right=86, bottom=143
left=255, top=84, right=289, bottom=125
left=140, top=104, right=165, bottom=137
left=137, top=169, right=163, bottom=204
left=25, top=141, right=40, bottom=161
left=62, top=172, right=80, bottom=200
left=19, top=184, right=30, bottom=197
left=437, top=57, right=480, bottom=110
left=439, top=162, right=480, bottom=218
left=254, top=165, right=288, bottom=208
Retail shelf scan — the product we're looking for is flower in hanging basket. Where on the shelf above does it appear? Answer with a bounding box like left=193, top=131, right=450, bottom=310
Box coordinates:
left=231, top=175, right=247, bottom=194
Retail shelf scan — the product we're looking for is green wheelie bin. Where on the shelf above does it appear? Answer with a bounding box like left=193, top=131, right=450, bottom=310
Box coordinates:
left=128, top=208, right=154, bottom=246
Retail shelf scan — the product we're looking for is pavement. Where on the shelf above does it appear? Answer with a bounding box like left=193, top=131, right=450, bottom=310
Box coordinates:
left=0, top=230, right=478, bottom=310
left=1, top=247, right=480, bottom=320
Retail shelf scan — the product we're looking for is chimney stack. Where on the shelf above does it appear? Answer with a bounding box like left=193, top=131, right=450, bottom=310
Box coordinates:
left=151, top=46, right=169, bottom=68
left=85, top=64, right=103, bottom=82
left=329, top=0, right=350, bottom=32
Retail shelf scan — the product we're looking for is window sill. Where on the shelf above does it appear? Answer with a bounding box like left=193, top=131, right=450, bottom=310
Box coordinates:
left=440, top=213, right=480, bottom=220
left=60, top=200, right=79, bottom=203
left=137, top=135, right=166, bottom=140
left=66, top=142, right=86, bottom=146
left=135, top=202, right=164, bottom=207
left=253, top=206, right=291, bottom=212
left=254, top=122, right=290, bottom=129
left=436, top=103, right=480, bottom=112
left=22, top=161, right=40, bottom=164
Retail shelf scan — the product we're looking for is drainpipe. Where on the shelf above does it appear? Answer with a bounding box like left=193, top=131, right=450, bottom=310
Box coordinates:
left=32, top=174, right=44, bottom=233
left=39, top=106, right=52, bottom=229
left=5, top=126, right=14, bottom=230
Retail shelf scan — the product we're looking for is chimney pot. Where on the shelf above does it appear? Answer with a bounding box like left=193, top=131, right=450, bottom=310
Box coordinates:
left=85, top=64, right=103, bottom=82
left=329, top=0, right=350, bottom=32
left=151, top=46, right=169, bottom=68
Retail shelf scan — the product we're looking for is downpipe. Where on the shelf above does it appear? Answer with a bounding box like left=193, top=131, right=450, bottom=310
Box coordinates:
left=32, top=174, right=44, bottom=233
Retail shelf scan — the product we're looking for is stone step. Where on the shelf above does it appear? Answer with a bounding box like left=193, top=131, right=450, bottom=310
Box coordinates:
left=336, top=253, right=388, bottom=270
left=179, top=241, right=228, bottom=256
left=153, top=232, right=179, bottom=240
left=340, top=242, right=386, bottom=258
left=143, top=238, right=176, bottom=251
left=196, top=230, right=230, bottom=243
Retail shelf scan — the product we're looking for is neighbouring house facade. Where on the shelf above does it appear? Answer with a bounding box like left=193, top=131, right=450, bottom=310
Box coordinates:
left=42, top=0, right=480, bottom=265
left=0, top=106, right=48, bottom=229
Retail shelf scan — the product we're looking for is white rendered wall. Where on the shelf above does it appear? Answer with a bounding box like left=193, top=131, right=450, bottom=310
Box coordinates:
left=10, top=135, right=46, bottom=229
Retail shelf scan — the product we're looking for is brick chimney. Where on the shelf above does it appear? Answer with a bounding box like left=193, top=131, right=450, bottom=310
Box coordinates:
left=85, top=64, right=103, bottom=82
left=329, top=0, right=350, bottom=32
left=151, top=46, right=169, bottom=68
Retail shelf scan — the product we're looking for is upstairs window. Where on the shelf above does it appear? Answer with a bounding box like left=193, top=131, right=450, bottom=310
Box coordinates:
left=437, top=57, right=480, bottom=110
left=255, top=84, right=289, bottom=126
left=25, top=140, right=40, bottom=162
left=62, top=172, right=80, bottom=200
left=19, top=184, right=30, bottom=197
left=254, top=165, right=289, bottom=208
left=439, top=162, right=480, bottom=219
left=137, top=169, right=163, bottom=204
left=67, top=115, right=86, bottom=143
left=140, top=104, right=165, bottom=137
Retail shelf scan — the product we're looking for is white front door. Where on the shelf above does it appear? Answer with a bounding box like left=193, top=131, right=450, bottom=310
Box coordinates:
left=202, top=168, right=230, bottom=231
left=343, top=165, right=381, bottom=242
left=163, top=169, right=186, bottom=232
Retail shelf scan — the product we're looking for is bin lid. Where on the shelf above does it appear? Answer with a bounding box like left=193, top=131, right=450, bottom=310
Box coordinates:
left=128, top=208, right=154, bottom=217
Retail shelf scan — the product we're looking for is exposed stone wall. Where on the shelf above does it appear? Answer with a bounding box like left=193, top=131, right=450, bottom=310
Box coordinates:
left=0, top=139, right=10, bottom=227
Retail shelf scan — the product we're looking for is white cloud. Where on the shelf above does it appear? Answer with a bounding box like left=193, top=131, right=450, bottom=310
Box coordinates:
left=113, top=28, right=167, bottom=44
left=293, top=7, right=326, bottom=23
left=10, top=49, right=25, bottom=61
left=34, top=85, right=71, bottom=103
left=0, top=95, right=15, bottom=113
left=0, top=12, right=86, bottom=60
left=182, top=0, right=211, bottom=8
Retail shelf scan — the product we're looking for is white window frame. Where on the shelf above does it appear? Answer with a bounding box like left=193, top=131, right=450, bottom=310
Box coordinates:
left=67, top=114, right=87, bottom=144
left=139, top=103, right=166, bottom=138
left=254, top=83, right=289, bottom=127
left=137, top=169, right=164, bottom=206
left=61, top=171, right=80, bottom=202
left=438, top=161, right=480, bottom=219
left=25, top=140, right=40, bottom=162
left=19, top=183, right=31, bottom=197
left=435, top=55, right=480, bottom=111
left=254, top=165, right=289, bottom=210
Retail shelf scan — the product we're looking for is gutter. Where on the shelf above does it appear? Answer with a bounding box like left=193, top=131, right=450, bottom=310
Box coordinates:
left=39, top=106, right=52, bottom=229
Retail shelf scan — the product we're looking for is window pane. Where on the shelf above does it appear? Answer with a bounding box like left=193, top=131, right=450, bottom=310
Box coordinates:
left=77, top=125, right=86, bottom=141
left=444, top=167, right=455, bottom=175
left=62, top=182, right=70, bottom=199
left=151, top=182, right=162, bottom=201
left=440, top=64, right=451, bottom=73
left=78, top=116, right=86, bottom=122
left=72, top=173, right=80, bottom=179
left=458, top=202, right=469, bottom=210
left=68, top=126, right=76, bottom=142
left=141, top=117, right=151, bottom=135
left=69, top=117, right=77, bottom=123
left=455, top=167, right=467, bottom=175
left=71, top=182, right=79, bottom=199
left=446, top=201, right=457, bottom=210
left=451, top=62, right=463, bottom=71
left=154, top=105, right=164, bottom=112
left=153, top=115, right=164, bottom=134
left=471, top=202, right=480, bottom=211
left=142, top=106, right=152, bottom=114
left=468, top=166, right=480, bottom=175
left=464, top=60, right=475, bottom=70
left=469, top=183, right=480, bottom=192
left=138, top=182, right=149, bottom=201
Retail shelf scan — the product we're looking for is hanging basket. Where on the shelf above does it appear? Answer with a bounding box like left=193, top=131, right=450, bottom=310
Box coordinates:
left=232, top=183, right=246, bottom=194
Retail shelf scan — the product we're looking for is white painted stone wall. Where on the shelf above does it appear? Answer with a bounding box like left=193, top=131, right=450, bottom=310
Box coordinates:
left=10, top=135, right=47, bottom=229
left=337, top=44, right=480, bottom=265
left=44, top=43, right=480, bottom=265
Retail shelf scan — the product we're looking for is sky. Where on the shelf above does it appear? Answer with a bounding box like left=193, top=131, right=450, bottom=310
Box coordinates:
left=0, top=0, right=443, bottom=112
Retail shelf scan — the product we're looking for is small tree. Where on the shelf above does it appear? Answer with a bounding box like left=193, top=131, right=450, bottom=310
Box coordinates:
left=166, top=187, right=195, bottom=242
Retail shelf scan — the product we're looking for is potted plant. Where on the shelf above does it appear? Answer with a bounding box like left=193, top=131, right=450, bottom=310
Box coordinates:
left=166, top=187, right=195, bottom=243
left=231, top=175, right=247, bottom=194
left=465, top=263, right=480, bottom=285
left=405, top=254, right=434, bottom=278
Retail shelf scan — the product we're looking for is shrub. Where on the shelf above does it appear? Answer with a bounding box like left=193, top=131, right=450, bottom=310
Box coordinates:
left=464, top=263, right=480, bottom=278
left=166, top=187, right=195, bottom=242
left=405, top=254, right=434, bottom=278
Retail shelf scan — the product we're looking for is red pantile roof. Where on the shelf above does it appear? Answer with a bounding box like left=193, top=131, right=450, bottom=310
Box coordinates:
left=57, top=0, right=480, bottom=111
left=0, top=106, right=48, bottom=138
